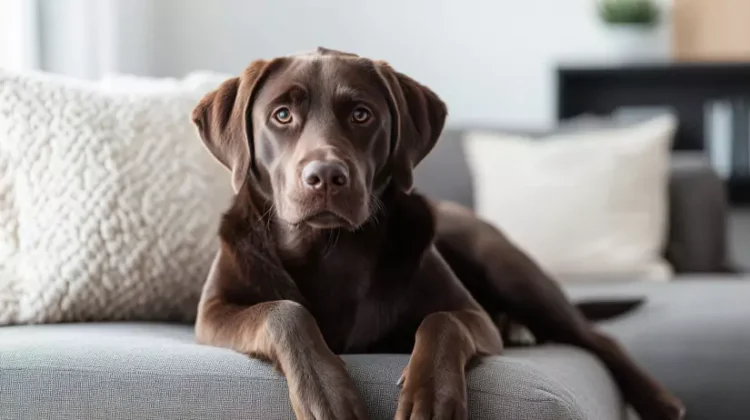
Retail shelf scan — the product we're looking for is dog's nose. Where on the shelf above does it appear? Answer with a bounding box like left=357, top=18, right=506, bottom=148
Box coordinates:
left=301, top=160, right=349, bottom=190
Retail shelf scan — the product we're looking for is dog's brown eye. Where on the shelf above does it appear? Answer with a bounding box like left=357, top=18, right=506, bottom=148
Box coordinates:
left=274, top=107, right=293, bottom=124
left=351, top=107, right=371, bottom=124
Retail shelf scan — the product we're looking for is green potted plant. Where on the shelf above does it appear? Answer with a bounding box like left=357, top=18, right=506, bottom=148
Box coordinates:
left=598, top=0, right=660, bottom=26
left=597, top=0, right=668, bottom=61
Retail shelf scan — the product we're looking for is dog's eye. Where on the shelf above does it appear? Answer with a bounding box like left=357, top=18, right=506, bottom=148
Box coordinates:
left=351, top=107, right=371, bottom=124
left=274, top=107, right=293, bottom=124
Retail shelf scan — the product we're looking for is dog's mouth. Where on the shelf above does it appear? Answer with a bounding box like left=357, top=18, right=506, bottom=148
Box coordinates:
left=302, top=210, right=354, bottom=229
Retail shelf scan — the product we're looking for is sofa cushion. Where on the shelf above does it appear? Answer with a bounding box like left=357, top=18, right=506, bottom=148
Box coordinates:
left=462, top=115, right=675, bottom=283
left=0, top=323, right=624, bottom=420
left=566, top=277, right=750, bottom=420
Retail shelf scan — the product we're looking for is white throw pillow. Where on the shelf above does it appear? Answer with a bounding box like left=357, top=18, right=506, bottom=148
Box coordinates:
left=0, top=148, right=19, bottom=323
left=0, top=69, right=234, bottom=324
left=98, top=70, right=231, bottom=93
left=463, top=115, right=677, bottom=283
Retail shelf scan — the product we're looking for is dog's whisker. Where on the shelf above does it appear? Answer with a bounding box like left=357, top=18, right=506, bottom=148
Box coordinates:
left=331, top=229, right=341, bottom=252
left=255, top=202, right=276, bottom=233
left=367, top=194, right=385, bottom=227
left=321, top=227, right=341, bottom=259
left=326, top=229, right=335, bottom=254
left=265, top=203, right=276, bottom=231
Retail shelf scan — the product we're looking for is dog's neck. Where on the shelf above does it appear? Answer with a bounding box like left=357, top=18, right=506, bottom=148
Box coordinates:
left=221, top=184, right=437, bottom=286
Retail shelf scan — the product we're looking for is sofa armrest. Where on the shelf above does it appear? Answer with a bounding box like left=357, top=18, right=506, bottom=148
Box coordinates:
left=665, top=153, right=733, bottom=273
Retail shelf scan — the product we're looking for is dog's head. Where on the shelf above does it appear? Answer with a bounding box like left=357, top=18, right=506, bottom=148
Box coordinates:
left=192, top=47, right=447, bottom=230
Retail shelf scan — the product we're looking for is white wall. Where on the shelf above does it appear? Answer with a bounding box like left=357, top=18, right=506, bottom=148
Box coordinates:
left=147, top=0, right=647, bottom=128
left=37, top=0, right=671, bottom=128
left=38, top=0, right=156, bottom=79
left=0, top=0, right=39, bottom=70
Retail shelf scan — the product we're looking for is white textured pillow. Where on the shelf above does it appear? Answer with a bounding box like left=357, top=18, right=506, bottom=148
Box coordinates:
left=0, top=143, right=19, bottom=323
left=464, top=115, right=677, bottom=283
left=98, top=70, right=231, bottom=93
left=0, top=69, right=233, bottom=324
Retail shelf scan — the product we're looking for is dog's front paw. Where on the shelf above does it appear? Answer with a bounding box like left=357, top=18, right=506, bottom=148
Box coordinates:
left=290, top=359, right=369, bottom=420
left=395, top=361, right=467, bottom=420
left=635, top=392, right=686, bottom=420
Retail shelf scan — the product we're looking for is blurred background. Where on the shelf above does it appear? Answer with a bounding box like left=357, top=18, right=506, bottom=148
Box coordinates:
left=4, top=0, right=746, bottom=266
left=0, top=0, right=750, bottom=264
left=0, top=0, right=689, bottom=127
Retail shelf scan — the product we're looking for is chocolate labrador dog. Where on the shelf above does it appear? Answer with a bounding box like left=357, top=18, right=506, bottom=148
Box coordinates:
left=191, top=47, right=684, bottom=420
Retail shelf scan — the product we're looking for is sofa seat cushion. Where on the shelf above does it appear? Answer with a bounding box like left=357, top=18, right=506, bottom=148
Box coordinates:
left=0, top=323, right=624, bottom=420
left=566, top=277, right=750, bottom=420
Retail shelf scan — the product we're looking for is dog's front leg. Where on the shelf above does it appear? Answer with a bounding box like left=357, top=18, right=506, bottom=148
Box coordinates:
left=395, top=309, right=503, bottom=420
left=197, top=298, right=368, bottom=420
left=195, top=248, right=368, bottom=420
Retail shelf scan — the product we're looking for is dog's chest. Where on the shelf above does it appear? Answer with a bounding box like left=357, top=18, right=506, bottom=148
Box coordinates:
left=283, top=246, right=409, bottom=353
left=341, top=289, right=410, bottom=352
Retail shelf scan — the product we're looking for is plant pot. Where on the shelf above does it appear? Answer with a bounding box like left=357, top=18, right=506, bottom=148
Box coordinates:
left=605, top=23, right=670, bottom=62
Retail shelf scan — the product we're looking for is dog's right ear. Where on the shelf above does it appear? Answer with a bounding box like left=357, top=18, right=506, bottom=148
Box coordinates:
left=192, top=59, right=276, bottom=192
left=374, top=61, right=448, bottom=192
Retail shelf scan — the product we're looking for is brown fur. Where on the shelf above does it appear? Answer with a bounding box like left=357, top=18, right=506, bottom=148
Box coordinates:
left=192, top=47, right=685, bottom=420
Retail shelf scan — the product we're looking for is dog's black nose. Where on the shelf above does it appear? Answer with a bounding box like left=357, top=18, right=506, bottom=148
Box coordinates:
left=302, top=160, right=349, bottom=190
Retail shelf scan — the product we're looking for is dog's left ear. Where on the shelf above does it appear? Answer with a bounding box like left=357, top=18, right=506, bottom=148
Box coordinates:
left=375, top=62, right=448, bottom=192
left=192, top=59, right=279, bottom=193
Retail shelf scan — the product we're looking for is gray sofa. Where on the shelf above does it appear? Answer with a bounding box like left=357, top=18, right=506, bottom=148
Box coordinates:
left=1, top=128, right=748, bottom=420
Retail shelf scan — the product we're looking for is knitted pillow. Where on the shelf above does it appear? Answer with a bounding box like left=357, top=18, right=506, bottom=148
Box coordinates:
left=0, top=70, right=233, bottom=324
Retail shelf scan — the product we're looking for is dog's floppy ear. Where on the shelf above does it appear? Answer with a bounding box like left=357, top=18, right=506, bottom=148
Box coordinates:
left=375, top=62, right=448, bottom=192
left=192, top=59, right=277, bottom=192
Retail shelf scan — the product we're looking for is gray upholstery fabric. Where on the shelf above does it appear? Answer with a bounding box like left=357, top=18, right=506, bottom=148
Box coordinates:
left=666, top=154, right=733, bottom=273
left=730, top=210, right=750, bottom=270
left=566, top=278, right=750, bottom=420
left=0, top=323, right=624, bottom=420
left=414, top=127, right=731, bottom=273
left=413, top=127, right=475, bottom=208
